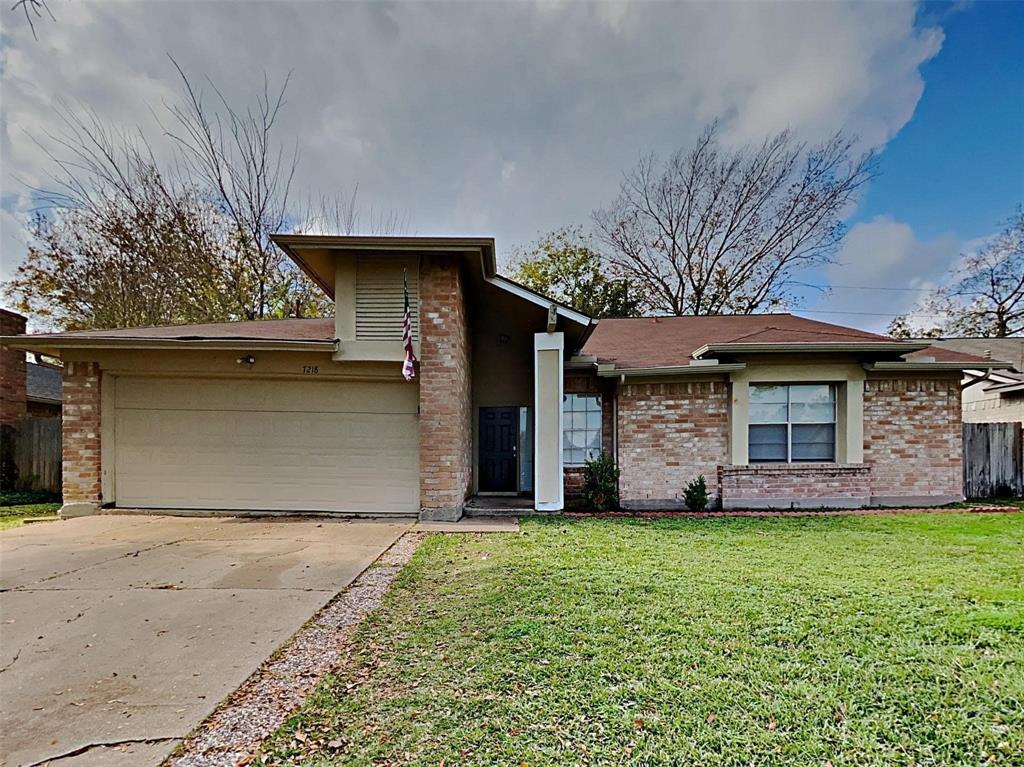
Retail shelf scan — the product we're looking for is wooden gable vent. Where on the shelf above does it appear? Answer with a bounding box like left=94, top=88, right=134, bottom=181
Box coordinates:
left=355, top=255, right=420, bottom=342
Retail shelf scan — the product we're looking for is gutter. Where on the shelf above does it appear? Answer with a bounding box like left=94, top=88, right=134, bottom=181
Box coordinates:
left=597, top=362, right=747, bottom=378
left=0, top=336, right=337, bottom=354
left=692, top=341, right=930, bottom=358
left=863, top=360, right=1013, bottom=371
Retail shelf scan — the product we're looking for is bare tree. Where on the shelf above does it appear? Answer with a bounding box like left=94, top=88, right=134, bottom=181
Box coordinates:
left=890, top=208, right=1024, bottom=338
left=4, top=103, right=265, bottom=329
left=11, top=0, right=55, bottom=40
left=295, top=185, right=409, bottom=236
left=163, top=59, right=301, bottom=320
left=593, top=123, right=877, bottom=316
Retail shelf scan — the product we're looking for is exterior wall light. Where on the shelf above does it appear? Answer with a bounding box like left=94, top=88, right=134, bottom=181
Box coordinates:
left=236, top=355, right=256, bottom=367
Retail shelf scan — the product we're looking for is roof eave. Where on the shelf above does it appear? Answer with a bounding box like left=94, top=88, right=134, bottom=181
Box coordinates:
left=271, top=235, right=499, bottom=293
left=692, top=341, right=931, bottom=358
left=0, top=336, right=337, bottom=354
left=597, top=362, right=747, bottom=378
left=864, top=360, right=1013, bottom=371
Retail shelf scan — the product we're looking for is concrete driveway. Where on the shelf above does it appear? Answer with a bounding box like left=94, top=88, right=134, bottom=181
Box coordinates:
left=0, top=514, right=412, bottom=767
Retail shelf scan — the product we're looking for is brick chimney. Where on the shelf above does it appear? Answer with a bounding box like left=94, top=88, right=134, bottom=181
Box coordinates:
left=1, top=309, right=28, bottom=425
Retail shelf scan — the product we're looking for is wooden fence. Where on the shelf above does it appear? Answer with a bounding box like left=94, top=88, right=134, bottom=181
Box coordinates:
left=0, top=417, right=62, bottom=494
left=963, top=422, right=1024, bottom=499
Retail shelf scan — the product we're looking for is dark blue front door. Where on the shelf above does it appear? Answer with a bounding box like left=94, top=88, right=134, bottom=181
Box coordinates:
left=479, top=407, right=517, bottom=492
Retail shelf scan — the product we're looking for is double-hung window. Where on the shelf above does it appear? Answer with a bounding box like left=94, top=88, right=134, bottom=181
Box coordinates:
left=563, top=394, right=602, bottom=467
left=749, top=384, right=836, bottom=462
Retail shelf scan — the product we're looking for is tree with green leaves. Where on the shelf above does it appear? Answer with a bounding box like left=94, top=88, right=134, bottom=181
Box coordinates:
left=508, top=226, right=643, bottom=318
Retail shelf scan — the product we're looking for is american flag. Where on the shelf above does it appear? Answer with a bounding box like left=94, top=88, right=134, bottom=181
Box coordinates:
left=402, top=267, right=417, bottom=381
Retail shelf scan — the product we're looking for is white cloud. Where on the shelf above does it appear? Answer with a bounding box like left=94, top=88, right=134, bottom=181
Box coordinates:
left=804, top=216, right=963, bottom=332
left=1, top=1, right=945, bottom=294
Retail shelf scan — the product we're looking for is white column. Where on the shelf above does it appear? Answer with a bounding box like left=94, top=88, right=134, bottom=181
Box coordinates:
left=840, top=379, right=865, bottom=463
left=534, top=332, right=564, bottom=511
left=729, top=379, right=750, bottom=465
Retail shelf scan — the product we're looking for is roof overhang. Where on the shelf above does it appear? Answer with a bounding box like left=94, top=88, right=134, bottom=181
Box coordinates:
left=271, top=234, right=593, bottom=333
left=595, top=362, right=747, bottom=378
left=864, top=360, right=1013, bottom=372
left=692, top=341, right=930, bottom=358
left=0, top=336, right=336, bottom=355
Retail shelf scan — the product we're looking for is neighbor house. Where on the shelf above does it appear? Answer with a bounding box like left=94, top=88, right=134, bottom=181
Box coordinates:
left=1, top=236, right=1008, bottom=519
left=916, top=337, right=1024, bottom=424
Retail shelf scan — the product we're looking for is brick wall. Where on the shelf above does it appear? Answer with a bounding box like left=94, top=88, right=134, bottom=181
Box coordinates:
left=418, top=255, right=472, bottom=520
left=719, top=464, right=871, bottom=509
left=62, top=361, right=102, bottom=507
left=0, top=309, right=27, bottom=424
left=863, top=375, right=963, bottom=502
left=617, top=381, right=729, bottom=508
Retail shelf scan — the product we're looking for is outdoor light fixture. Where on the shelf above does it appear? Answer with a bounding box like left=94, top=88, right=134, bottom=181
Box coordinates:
left=236, top=355, right=256, bottom=367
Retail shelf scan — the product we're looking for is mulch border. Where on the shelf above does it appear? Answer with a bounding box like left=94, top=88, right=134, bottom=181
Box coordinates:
left=565, top=505, right=1018, bottom=519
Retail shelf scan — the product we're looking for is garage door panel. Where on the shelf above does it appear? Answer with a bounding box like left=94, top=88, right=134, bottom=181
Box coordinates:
left=114, top=378, right=419, bottom=513
left=115, top=376, right=417, bottom=415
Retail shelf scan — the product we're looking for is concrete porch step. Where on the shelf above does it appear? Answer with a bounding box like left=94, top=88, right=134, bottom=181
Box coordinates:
left=463, top=496, right=545, bottom=517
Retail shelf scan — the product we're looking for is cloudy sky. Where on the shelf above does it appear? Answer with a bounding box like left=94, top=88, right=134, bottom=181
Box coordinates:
left=1, top=0, right=1022, bottom=330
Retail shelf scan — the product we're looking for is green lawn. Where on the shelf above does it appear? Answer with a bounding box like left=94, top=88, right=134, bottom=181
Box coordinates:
left=263, top=513, right=1024, bottom=766
left=0, top=503, right=61, bottom=530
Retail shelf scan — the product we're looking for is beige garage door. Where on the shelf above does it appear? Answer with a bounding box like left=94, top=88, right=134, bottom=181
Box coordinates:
left=113, top=376, right=419, bottom=513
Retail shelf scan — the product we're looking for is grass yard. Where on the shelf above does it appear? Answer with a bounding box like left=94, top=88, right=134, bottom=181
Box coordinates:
left=263, top=513, right=1023, bottom=766
left=0, top=503, right=61, bottom=530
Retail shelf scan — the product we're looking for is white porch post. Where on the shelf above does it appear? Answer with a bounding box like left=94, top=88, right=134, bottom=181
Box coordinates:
left=534, top=332, right=564, bottom=511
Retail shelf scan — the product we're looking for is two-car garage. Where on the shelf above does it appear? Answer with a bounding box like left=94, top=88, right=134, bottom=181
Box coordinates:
left=110, top=376, right=419, bottom=514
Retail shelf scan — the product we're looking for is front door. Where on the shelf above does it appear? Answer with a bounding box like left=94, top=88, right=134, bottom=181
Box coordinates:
left=479, top=406, right=518, bottom=492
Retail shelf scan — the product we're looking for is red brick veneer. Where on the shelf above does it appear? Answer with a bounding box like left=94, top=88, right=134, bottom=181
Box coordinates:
left=62, top=361, right=102, bottom=507
left=863, top=375, right=963, bottom=502
left=617, top=380, right=729, bottom=508
left=418, top=256, right=472, bottom=519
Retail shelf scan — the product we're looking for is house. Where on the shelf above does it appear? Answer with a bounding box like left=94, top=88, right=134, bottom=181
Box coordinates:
left=1, top=310, right=62, bottom=422
left=1, top=236, right=1008, bottom=519
left=914, top=337, right=1024, bottom=424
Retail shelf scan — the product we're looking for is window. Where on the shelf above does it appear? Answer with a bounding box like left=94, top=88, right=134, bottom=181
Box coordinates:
left=563, top=394, right=602, bottom=467
left=749, top=384, right=836, bottom=463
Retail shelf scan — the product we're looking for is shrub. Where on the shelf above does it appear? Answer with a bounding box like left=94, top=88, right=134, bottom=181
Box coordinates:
left=683, top=474, right=709, bottom=512
left=582, top=453, right=620, bottom=511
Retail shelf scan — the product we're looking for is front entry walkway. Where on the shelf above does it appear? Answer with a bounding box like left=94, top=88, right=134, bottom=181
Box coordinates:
left=0, top=514, right=410, bottom=767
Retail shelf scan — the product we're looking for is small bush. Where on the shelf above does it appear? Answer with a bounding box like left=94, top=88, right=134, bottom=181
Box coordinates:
left=683, top=474, right=709, bottom=512
left=582, top=453, right=620, bottom=511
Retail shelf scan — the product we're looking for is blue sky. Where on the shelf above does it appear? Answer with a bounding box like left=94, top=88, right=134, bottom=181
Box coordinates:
left=1, top=1, right=1022, bottom=332
left=858, top=1, right=1023, bottom=240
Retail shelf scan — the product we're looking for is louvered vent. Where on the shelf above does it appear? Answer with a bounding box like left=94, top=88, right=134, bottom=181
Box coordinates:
left=355, top=256, right=419, bottom=341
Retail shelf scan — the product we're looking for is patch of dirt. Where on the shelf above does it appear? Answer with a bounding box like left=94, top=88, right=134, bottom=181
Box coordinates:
left=165, top=532, right=426, bottom=767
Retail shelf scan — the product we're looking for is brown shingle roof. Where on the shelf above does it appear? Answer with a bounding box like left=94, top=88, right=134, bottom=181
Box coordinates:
left=904, top=346, right=1001, bottom=364
left=581, top=314, right=911, bottom=369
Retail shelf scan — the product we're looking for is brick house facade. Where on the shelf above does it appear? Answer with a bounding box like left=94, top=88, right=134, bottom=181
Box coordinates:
left=3, top=237, right=996, bottom=519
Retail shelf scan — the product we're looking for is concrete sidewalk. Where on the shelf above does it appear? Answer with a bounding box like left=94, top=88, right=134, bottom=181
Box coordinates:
left=0, top=514, right=410, bottom=767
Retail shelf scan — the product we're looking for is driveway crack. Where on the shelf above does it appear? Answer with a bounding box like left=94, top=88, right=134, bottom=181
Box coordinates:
left=25, top=737, right=178, bottom=767
left=5, top=538, right=190, bottom=592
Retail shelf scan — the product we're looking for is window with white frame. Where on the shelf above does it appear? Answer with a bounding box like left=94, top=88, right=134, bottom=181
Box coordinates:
left=749, top=384, right=836, bottom=462
left=563, top=394, right=602, bottom=467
